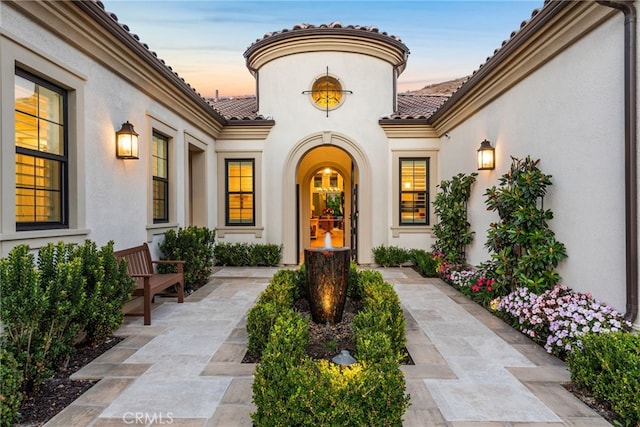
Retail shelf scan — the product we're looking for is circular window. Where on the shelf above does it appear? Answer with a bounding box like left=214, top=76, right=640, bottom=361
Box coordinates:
left=311, top=76, right=343, bottom=109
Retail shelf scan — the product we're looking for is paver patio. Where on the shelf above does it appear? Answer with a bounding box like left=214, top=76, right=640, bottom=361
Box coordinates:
left=45, top=267, right=612, bottom=426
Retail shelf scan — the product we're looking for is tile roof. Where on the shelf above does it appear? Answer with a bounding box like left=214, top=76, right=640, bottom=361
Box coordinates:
left=208, top=93, right=449, bottom=121
left=208, top=97, right=263, bottom=120
left=385, top=94, right=450, bottom=120
left=250, top=21, right=405, bottom=47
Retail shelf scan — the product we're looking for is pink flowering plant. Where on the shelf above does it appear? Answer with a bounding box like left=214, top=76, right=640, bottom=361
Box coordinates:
left=497, top=284, right=631, bottom=359
left=442, top=262, right=504, bottom=308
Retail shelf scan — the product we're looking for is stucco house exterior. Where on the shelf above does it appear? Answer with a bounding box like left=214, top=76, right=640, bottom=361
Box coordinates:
left=1, top=0, right=638, bottom=329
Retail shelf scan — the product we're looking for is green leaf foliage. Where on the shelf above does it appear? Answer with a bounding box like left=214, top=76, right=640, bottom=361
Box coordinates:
left=158, top=226, right=216, bottom=292
left=0, top=240, right=135, bottom=426
left=566, top=332, right=640, bottom=426
left=249, top=268, right=410, bottom=426
left=432, top=172, right=477, bottom=265
left=0, top=348, right=23, bottom=427
left=484, top=156, right=567, bottom=292
left=213, top=242, right=282, bottom=267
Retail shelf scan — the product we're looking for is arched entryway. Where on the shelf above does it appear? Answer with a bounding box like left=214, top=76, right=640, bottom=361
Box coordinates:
left=281, top=132, right=372, bottom=265
left=298, top=147, right=351, bottom=252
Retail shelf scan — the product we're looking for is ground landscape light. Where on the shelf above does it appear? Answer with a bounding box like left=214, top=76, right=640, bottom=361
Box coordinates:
left=477, top=139, right=495, bottom=170
left=116, top=121, right=139, bottom=159
left=332, top=349, right=357, bottom=366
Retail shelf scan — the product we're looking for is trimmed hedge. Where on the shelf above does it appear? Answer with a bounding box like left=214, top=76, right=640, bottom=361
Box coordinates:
left=566, top=332, right=640, bottom=426
left=249, top=267, right=410, bottom=425
left=0, top=348, right=23, bottom=427
left=214, top=242, right=282, bottom=267
left=372, top=245, right=438, bottom=277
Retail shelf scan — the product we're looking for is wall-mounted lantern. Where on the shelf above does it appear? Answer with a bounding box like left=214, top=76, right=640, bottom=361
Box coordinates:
left=477, top=139, right=495, bottom=170
left=115, top=121, right=139, bottom=159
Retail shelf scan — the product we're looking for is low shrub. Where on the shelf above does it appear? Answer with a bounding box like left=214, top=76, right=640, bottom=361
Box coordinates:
left=158, top=226, right=216, bottom=292
left=249, top=268, right=410, bottom=426
left=76, top=240, right=135, bottom=345
left=214, top=242, right=282, bottom=267
left=246, top=270, right=299, bottom=356
left=372, top=245, right=410, bottom=267
left=0, top=240, right=134, bottom=426
left=409, top=249, right=439, bottom=277
left=0, top=348, right=23, bottom=427
left=566, top=332, right=640, bottom=426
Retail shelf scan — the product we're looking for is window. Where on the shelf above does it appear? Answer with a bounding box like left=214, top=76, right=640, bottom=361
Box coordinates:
left=152, top=132, right=169, bottom=223
left=226, top=159, right=254, bottom=225
left=399, top=158, right=428, bottom=225
left=14, top=69, right=67, bottom=230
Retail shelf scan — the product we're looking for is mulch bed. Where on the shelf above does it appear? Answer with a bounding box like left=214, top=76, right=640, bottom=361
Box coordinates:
left=14, top=336, right=123, bottom=427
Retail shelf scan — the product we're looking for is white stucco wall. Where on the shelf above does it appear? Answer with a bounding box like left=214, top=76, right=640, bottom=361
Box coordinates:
left=0, top=3, right=216, bottom=256
left=255, top=51, right=398, bottom=263
left=439, top=13, right=627, bottom=312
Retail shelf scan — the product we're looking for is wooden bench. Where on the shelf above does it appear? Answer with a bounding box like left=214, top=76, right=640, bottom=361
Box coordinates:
left=115, top=243, right=185, bottom=325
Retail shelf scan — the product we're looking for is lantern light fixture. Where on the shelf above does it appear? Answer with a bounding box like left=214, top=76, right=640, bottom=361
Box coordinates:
left=477, top=139, right=495, bottom=170
left=115, top=121, right=139, bottom=159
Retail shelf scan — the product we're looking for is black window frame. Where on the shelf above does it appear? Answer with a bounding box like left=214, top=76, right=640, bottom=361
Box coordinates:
left=225, top=159, right=255, bottom=226
left=152, top=131, right=169, bottom=224
left=15, top=68, right=69, bottom=231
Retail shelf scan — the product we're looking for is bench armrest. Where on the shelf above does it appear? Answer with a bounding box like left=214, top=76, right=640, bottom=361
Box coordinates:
left=129, top=273, right=154, bottom=278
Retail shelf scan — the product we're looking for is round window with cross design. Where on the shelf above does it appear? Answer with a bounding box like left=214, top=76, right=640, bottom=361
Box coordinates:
left=311, top=76, right=343, bottom=109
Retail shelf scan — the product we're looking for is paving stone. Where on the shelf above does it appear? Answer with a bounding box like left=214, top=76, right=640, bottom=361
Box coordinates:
left=207, top=405, right=254, bottom=426
left=507, top=366, right=570, bottom=383
left=44, top=405, right=104, bottom=427
left=201, top=362, right=256, bottom=377
left=220, top=378, right=254, bottom=405
left=523, top=382, right=604, bottom=419
left=401, top=364, right=457, bottom=379
left=74, top=378, right=136, bottom=405
left=211, top=343, right=246, bottom=363
left=402, top=408, right=447, bottom=426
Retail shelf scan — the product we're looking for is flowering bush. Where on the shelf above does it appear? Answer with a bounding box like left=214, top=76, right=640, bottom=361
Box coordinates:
left=442, top=266, right=503, bottom=308
left=497, top=284, right=631, bottom=359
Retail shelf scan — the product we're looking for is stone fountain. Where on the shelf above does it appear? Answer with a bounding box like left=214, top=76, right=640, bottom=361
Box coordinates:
left=304, top=231, right=351, bottom=324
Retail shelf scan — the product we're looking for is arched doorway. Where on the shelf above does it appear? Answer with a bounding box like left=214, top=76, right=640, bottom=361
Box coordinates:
left=298, top=147, right=351, bottom=251
left=282, top=132, right=372, bottom=266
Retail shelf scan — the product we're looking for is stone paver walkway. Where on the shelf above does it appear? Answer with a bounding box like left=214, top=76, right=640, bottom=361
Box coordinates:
left=45, top=267, right=611, bottom=426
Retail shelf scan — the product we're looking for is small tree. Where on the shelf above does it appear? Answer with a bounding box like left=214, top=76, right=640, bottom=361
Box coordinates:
left=484, top=156, right=567, bottom=293
left=432, top=172, right=477, bottom=265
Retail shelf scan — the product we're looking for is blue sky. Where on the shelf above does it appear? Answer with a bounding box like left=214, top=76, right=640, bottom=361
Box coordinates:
left=103, top=1, right=543, bottom=97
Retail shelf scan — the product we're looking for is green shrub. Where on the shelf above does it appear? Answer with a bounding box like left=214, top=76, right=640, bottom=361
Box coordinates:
left=249, top=268, right=410, bottom=426
left=0, top=347, right=23, bottom=427
left=0, top=241, right=135, bottom=396
left=409, top=249, right=438, bottom=277
left=75, top=240, right=135, bottom=345
left=484, top=156, right=567, bottom=293
left=251, top=298, right=409, bottom=427
left=567, top=332, right=640, bottom=426
left=0, top=243, right=84, bottom=392
left=372, top=245, right=411, bottom=267
left=346, top=261, right=362, bottom=299
left=158, top=226, right=216, bottom=292
left=214, top=242, right=282, bottom=267
left=432, top=172, right=477, bottom=265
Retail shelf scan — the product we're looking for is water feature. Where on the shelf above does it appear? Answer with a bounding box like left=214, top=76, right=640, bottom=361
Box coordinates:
left=304, top=231, right=351, bottom=324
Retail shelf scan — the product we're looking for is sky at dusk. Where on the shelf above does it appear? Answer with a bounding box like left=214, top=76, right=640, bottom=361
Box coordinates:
left=103, top=0, right=543, bottom=98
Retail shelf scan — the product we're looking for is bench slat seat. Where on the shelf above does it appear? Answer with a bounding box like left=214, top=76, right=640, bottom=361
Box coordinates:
left=115, top=243, right=185, bottom=325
